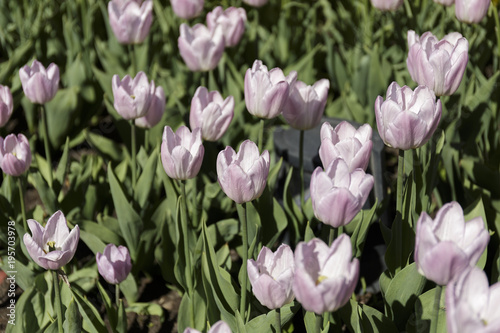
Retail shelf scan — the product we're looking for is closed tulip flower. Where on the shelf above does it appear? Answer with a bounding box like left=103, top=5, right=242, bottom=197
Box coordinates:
left=23, top=210, right=80, bottom=271
left=370, top=0, right=404, bottom=11
left=455, top=0, right=490, bottom=24
left=282, top=78, right=330, bottom=130
left=407, top=30, right=469, bottom=96
left=19, top=60, right=60, bottom=105
left=242, top=0, right=269, bottom=7
left=0, top=85, right=13, bottom=127
left=189, top=86, right=234, bottom=141
left=415, top=201, right=489, bottom=286
left=0, top=134, right=32, bottom=176
left=217, top=140, right=270, bottom=204
left=96, top=244, right=132, bottom=285
left=171, top=0, right=204, bottom=20
left=135, top=86, right=165, bottom=128
left=293, top=235, right=359, bottom=314
left=207, top=6, right=247, bottom=47
left=184, top=321, right=231, bottom=333
left=244, top=60, right=297, bottom=119
left=161, top=126, right=204, bottom=180
left=178, top=23, right=225, bottom=72
left=319, top=121, right=373, bottom=172
left=108, top=0, right=153, bottom=44
left=247, top=244, right=295, bottom=309
left=310, top=158, right=374, bottom=228
left=112, top=72, right=155, bottom=120
left=446, top=267, right=500, bottom=333
left=375, top=82, right=441, bottom=150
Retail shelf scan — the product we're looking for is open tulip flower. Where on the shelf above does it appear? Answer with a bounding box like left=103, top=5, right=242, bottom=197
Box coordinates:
left=415, top=201, right=490, bottom=286
left=135, top=85, right=166, bottom=129
left=310, top=158, right=374, bottom=228
left=96, top=244, right=132, bottom=285
left=319, top=121, right=373, bottom=172
left=217, top=140, right=270, bottom=204
left=184, top=321, right=231, bottom=333
left=19, top=60, right=60, bottom=105
left=455, top=0, right=491, bottom=24
left=446, top=267, right=500, bottom=333
left=189, top=86, right=234, bottom=141
left=293, top=235, right=359, bottom=314
left=375, top=82, right=441, bottom=150
left=0, top=85, right=13, bottom=127
left=178, top=23, right=225, bottom=72
left=370, top=0, right=404, bottom=11
left=108, top=0, right=153, bottom=44
left=407, top=30, right=469, bottom=96
left=247, top=244, right=295, bottom=309
left=171, top=0, right=204, bottom=20
left=0, top=134, right=32, bottom=177
left=23, top=211, right=80, bottom=271
left=112, top=71, right=155, bottom=120
left=207, top=6, right=247, bottom=47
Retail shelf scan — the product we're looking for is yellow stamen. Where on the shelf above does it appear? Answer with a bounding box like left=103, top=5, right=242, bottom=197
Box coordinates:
left=47, top=241, right=56, bottom=252
left=316, top=275, right=328, bottom=285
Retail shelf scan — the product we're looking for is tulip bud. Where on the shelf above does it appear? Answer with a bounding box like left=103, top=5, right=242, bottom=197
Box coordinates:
left=19, top=60, right=60, bottom=105
left=415, top=202, right=489, bottom=286
left=135, top=86, right=166, bottom=128
left=407, top=30, right=469, bottom=96
left=282, top=78, right=330, bottom=130
left=207, top=6, right=247, bottom=47
left=319, top=121, right=373, bottom=172
left=189, top=86, right=234, bottom=141
left=161, top=126, right=204, bottom=180
left=217, top=140, right=270, bottom=204
left=370, top=0, right=404, bottom=11
left=184, top=321, right=231, bottom=333
left=247, top=244, right=295, bottom=309
left=108, top=0, right=153, bottom=44
left=0, top=134, right=32, bottom=177
left=244, top=60, right=297, bottom=119
left=171, top=0, right=204, bottom=20
left=375, top=82, right=442, bottom=150
left=23, top=210, right=80, bottom=271
left=112, top=72, right=155, bottom=120
left=178, top=23, right=225, bottom=72
left=242, top=0, right=269, bottom=7
left=293, top=235, right=359, bottom=314
left=96, top=244, right=132, bottom=285
left=0, top=85, right=13, bottom=127
left=455, top=0, right=490, bottom=24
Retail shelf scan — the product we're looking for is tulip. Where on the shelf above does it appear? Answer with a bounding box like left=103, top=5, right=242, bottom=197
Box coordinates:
left=171, top=0, right=204, bottom=20
left=455, top=0, right=490, bottom=24
left=433, top=0, right=455, bottom=5
left=184, top=321, right=231, bottom=333
left=293, top=235, right=359, bottom=314
left=207, top=6, right=247, bottom=47
left=247, top=244, right=295, bottom=309
left=23, top=210, right=80, bottom=271
left=242, top=0, right=269, bottom=7
left=178, top=23, right=225, bottom=72
left=415, top=201, right=489, bottom=286
left=0, top=85, right=13, bottom=127
left=244, top=60, right=297, bottom=119
left=407, top=30, right=469, bottom=96
left=135, top=86, right=166, bottom=128
left=189, top=86, right=234, bottom=141
left=282, top=78, right=330, bottom=130
left=319, top=121, right=373, bottom=172
left=370, top=0, right=404, bottom=11
left=112, top=71, right=155, bottom=120
left=217, top=140, right=270, bottom=204
left=108, top=0, right=153, bottom=44
left=374, top=82, right=442, bottom=150
left=310, top=158, right=374, bottom=228
left=19, top=60, right=60, bottom=105
left=0, top=134, right=32, bottom=177
left=96, top=244, right=132, bottom=285
left=161, top=126, right=204, bottom=180
left=446, top=267, right=500, bottom=333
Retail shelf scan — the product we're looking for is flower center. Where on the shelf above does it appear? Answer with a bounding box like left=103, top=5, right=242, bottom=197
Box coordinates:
left=130, top=94, right=136, bottom=99
left=43, top=241, right=58, bottom=254
left=315, top=275, right=328, bottom=285
left=482, top=319, right=488, bottom=326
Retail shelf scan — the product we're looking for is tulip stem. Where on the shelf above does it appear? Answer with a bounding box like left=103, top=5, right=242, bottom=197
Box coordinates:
left=40, top=105, right=53, bottom=187
left=328, top=227, right=338, bottom=246
left=17, top=177, right=27, bottom=232
left=299, top=130, right=305, bottom=209
left=128, top=45, right=136, bottom=75
left=130, top=120, right=137, bottom=186
left=52, top=270, right=64, bottom=333
left=431, top=285, right=442, bottom=333
left=116, top=284, right=120, bottom=307
left=315, top=313, right=322, bottom=333
left=258, top=119, right=264, bottom=153
left=237, top=202, right=248, bottom=319
left=144, top=129, right=149, bottom=152
left=275, top=307, right=281, bottom=333
left=180, top=181, right=195, bottom=327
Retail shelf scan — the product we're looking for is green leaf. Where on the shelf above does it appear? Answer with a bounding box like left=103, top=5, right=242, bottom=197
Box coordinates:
left=134, top=146, right=158, bottom=208
left=87, top=131, right=128, bottom=161
left=119, top=273, right=138, bottom=304
left=45, top=86, right=80, bottom=148
left=96, top=282, right=116, bottom=331
left=54, top=137, right=70, bottom=193
left=63, top=297, right=82, bottom=333
left=406, top=287, right=446, bottom=333
left=71, top=288, right=107, bottom=333
left=463, top=197, right=489, bottom=270
left=350, top=200, right=379, bottom=258
left=28, top=171, right=57, bottom=214
left=245, top=303, right=300, bottom=332
left=79, top=230, right=106, bottom=255
left=116, top=300, right=127, bottom=333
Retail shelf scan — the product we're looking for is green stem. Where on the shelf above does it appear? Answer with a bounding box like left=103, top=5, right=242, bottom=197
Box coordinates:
left=180, top=181, right=195, bottom=327
left=115, top=284, right=120, bottom=307
left=237, top=203, right=248, bottom=319
left=275, top=307, right=281, bottom=333
left=253, top=9, right=260, bottom=58
left=128, top=45, right=136, bottom=75
left=144, top=129, right=149, bottom=152
left=315, top=312, right=322, bottom=333
left=40, top=105, right=53, bottom=187
left=130, top=120, right=137, bottom=186
left=17, top=177, right=27, bottom=232
left=52, top=271, right=63, bottom=333
left=431, top=285, right=443, bottom=333
left=328, top=227, right=338, bottom=246
left=396, top=149, right=405, bottom=219
left=258, top=119, right=265, bottom=153
left=192, top=178, right=199, bottom=229
left=299, top=130, right=305, bottom=208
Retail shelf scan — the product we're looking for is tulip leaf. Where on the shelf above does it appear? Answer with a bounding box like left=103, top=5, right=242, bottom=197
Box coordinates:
left=71, top=288, right=107, bottom=333
left=338, top=299, right=398, bottom=333
left=245, top=303, right=300, bottom=331
left=283, top=166, right=305, bottom=244
left=406, top=287, right=446, bottom=333
left=177, top=288, right=207, bottom=333
left=465, top=71, right=500, bottom=111
left=45, top=86, right=80, bottom=148
left=350, top=200, right=379, bottom=258
left=28, top=171, right=58, bottom=214
left=116, top=299, right=127, bottom=333
left=174, top=196, right=188, bottom=292
left=79, top=220, right=124, bottom=247
left=96, top=282, right=117, bottom=330
left=63, top=297, right=82, bottom=333
left=134, top=146, right=158, bottom=208
left=87, top=131, right=128, bottom=162
left=463, top=196, right=488, bottom=270
left=54, top=137, right=70, bottom=194
left=154, top=198, right=178, bottom=286
left=304, top=221, right=316, bottom=242
left=120, top=273, right=138, bottom=304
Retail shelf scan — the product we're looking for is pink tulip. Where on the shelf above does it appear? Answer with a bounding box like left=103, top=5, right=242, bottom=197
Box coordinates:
left=293, top=235, right=359, bottom=314
left=407, top=30, right=469, bottom=96
left=0, top=85, right=13, bottom=127
left=207, top=6, right=247, bottom=47
left=23, top=211, right=80, bottom=270
left=415, top=201, right=489, bottom=286
left=178, top=23, right=225, bottom=72
left=171, top=0, right=204, bottom=20
left=19, top=60, right=60, bottom=104
left=310, top=158, right=374, bottom=228
left=282, top=78, right=330, bottom=130
left=455, top=0, right=490, bottom=24
left=375, top=82, right=441, bottom=150
left=247, top=244, right=295, bottom=309
left=108, top=0, right=153, bottom=44
left=96, top=244, right=132, bottom=284
left=189, top=86, right=234, bottom=141
left=217, top=140, right=270, bottom=204
left=0, top=134, right=32, bottom=176
left=112, top=72, right=155, bottom=120
left=319, top=121, right=373, bottom=172
left=184, top=321, right=231, bottom=333
left=135, top=86, right=166, bottom=128
left=370, top=0, right=404, bottom=11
